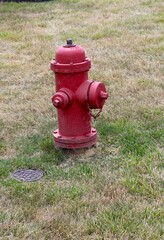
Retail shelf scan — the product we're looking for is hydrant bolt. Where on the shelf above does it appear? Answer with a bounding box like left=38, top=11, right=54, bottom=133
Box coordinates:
left=50, top=40, right=108, bottom=149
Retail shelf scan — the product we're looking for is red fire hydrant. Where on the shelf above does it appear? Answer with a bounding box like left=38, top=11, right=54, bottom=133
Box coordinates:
left=50, top=39, right=108, bottom=149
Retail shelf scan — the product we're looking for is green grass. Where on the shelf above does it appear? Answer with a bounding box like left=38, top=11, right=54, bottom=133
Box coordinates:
left=86, top=203, right=164, bottom=238
left=92, top=28, right=121, bottom=40
left=97, top=116, right=163, bottom=156
left=0, top=31, right=23, bottom=42
left=1, top=116, right=163, bottom=238
left=0, top=0, right=164, bottom=239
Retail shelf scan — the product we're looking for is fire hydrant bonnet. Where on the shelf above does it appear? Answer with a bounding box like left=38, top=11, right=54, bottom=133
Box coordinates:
left=56, top=46, right=85, bottom=64
left=51, top=40, right=91, bottom=73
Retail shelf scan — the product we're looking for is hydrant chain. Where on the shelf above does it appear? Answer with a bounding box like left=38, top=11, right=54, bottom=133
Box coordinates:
left=90, top=108, right=102, bottom=120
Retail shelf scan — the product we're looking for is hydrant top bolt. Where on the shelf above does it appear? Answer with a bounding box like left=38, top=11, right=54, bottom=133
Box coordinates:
left=64, top=39, right=76, bottom=48
left=67, top=39, right=72, bottom=45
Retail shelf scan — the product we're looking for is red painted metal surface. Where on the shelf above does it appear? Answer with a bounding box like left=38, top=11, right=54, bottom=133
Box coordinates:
left=50, top=39, right=108, bottom=149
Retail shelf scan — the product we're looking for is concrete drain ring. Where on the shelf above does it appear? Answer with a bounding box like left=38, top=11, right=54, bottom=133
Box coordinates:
left=11, top=169, right=43, bottom=182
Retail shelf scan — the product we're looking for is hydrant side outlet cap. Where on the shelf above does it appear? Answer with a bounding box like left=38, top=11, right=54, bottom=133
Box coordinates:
left=89, top=82, right=108, bottom=109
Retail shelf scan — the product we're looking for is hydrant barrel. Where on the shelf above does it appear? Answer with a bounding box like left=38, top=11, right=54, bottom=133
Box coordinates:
left=50, top=40, right=108, bottom=149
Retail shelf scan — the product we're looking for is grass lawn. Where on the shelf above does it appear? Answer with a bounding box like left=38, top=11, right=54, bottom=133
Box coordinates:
left=0, top=0, right=164, bottom=239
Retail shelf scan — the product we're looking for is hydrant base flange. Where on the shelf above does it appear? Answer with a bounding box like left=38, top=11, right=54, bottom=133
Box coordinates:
left=53, top=128, right=97, bottom=149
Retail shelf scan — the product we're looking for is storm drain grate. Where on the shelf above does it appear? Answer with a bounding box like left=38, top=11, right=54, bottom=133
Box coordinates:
left=11, top=169, right=43, bottom=182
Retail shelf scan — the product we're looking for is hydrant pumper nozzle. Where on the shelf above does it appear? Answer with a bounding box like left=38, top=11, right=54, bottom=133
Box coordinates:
left=50, top=39, right=108, bottom=149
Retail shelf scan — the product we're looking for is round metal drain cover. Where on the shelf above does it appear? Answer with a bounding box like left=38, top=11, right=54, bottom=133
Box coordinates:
left=11, top=169, right=43, bottom=182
